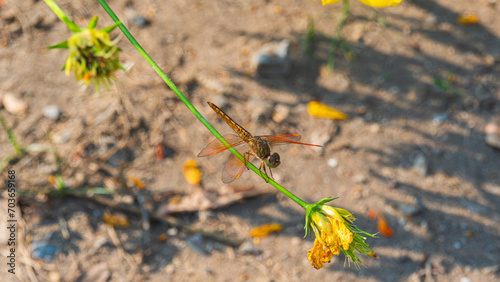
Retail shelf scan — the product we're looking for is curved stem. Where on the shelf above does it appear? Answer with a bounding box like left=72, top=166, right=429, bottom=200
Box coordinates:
left=44, top=0, right=80, bottom=32
left=97, top=0, right=309, bottom=210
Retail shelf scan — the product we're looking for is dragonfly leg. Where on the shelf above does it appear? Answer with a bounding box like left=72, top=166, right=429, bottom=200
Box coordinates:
left=243, top=152, right=250, bottom=169
left=268, top=165, right=275, bottom=180
left=258, top=161, right=269, bottom=183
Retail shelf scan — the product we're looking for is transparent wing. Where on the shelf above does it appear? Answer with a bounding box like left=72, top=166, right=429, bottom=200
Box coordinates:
left=260, top=134, right=322, bottom=147
left=198, top=134, right=247, bottom=157
left=221, top=148, right=255, bottom=183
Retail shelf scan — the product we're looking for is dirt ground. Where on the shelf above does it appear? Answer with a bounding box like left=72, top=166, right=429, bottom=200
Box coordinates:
left=1, top=0, right=500, bottom=281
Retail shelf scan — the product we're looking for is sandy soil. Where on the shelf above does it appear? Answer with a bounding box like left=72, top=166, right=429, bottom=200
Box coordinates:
left=1, top=0, right=500, bottom=281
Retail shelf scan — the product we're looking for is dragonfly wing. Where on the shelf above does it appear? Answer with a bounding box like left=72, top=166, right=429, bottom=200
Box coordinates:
left=198, top=134, right=247, bottom=157
left=221, top=149, right=255, bottom=183
left=260, top=134, right=322, bottom=147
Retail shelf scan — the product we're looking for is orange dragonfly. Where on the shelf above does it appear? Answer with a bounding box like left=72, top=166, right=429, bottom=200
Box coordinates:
left=198, top=102, right=322, bottom=183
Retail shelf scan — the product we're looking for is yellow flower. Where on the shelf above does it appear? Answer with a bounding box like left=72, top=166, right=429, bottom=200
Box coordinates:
left=305, top=197, right=378, bottom=269
left=319, top=0, right=404, bottom=7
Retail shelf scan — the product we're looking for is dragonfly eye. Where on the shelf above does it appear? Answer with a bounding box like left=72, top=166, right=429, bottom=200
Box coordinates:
left=266, top=153, right=281, bottom=168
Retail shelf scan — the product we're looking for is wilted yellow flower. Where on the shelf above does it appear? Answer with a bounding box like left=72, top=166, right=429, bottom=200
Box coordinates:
left=318, top=0, right=404, bottom=7
left=305, top=197, right=378, bottom=269
left=48, top=16, right=123, bottom=92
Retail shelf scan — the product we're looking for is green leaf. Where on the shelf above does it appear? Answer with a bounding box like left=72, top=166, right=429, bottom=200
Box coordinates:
left=47, top=40, right=69, bottom=49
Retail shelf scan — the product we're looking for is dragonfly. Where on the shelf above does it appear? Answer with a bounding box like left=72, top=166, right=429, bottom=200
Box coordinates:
left=198, top=101, right=322, bottom=183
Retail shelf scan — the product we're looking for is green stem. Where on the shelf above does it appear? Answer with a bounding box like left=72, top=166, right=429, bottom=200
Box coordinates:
left=44, top=0, right=81, bottom=32
left=97, top=0, right=308, bottom=209
left=328, top=0, right=350, bottom=72
left=0, top=112, right=23, bottom=155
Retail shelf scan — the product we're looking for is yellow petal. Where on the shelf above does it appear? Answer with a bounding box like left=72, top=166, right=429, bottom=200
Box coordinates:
left=48, top=175, right=57, bottom=185
left=102, top=213, right=130, bottom=228
left=457, top=15, right=478, bottom=25
left=182, top=159, right=202, bottom=185
left=320, top=0, right=341, bottom=5
left=331, top=218, right=353, bottom=250
left=308, top=238, right=333, bottom=269
left=307, top=101, right=349, bottom=120
left=357, top=0, right=404, bottom=7
left=127, top=176, right=145, bottom=190
left=250, top=223, right=283, bottom=238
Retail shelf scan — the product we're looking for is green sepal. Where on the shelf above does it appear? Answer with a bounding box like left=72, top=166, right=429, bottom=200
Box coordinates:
left=47, top=40, right=69, bottom=49
left=88, top=15, right=99, bottom=29
left=101, top=22, right=121, bottom=34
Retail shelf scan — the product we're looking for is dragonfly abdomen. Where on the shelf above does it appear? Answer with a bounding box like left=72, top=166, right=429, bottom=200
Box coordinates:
left=208, top=102, right=253, bottom=140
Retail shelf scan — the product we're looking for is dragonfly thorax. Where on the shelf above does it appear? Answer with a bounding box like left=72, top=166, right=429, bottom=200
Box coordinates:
left=249, top=136, right=281, bottom=168
left=249, top=137, right=269, bottom=157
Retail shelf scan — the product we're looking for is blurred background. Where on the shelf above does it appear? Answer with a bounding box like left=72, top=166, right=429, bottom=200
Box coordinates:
left=1, top=0, right=499, bottom=281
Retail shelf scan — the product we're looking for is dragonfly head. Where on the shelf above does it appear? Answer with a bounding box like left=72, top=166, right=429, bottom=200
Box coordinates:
left=266, top=153, right=281, bottom=168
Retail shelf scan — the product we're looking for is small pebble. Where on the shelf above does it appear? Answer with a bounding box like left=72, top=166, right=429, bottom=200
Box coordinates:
left=213, top=94, right=229, bottom=108
left=132, top=16, right=150, bottom=27
left=398, top=204, right=422, bottom=217
left=125, top=7, right=150, bottom=27
left=2, top=93, right=27, bottom=115
left=272, top=104, right=289, bottom=123
left=167, top=227, right=178, bottom=236
left=53, top=130, right=71, bottom=143
left=412, top=153, right=428, bottom=176
left=424, top=14, right=438, bottom=29
left=251, top=40, right=291, bottom=77
left=369, top=123, right=382, bottom=133
left=432, top=113, right=448, bottom=125
left=353, top=174, right=366, bottom=184
left=238, top=241, right=262, bottom=255
left=485, top=117, right=500, bottom=150
left=42, top=105, right=62, bottom=120
left=327, top=158, right=338, bottom=168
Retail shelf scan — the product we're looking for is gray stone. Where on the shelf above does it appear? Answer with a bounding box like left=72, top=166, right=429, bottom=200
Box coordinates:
left=252, top=40, right=291, bottom=77
left=42, top=105, right=62, bottom=120
left=237, top=241, right=262, bottom=255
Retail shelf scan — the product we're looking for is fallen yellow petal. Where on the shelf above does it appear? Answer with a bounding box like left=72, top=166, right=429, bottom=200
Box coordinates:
left=250, top=223, right=283, bottom=238
left=458, top=14, right=479, bottom=25
left=102, top=213, right=130, bottom=228
left=182, top=159, right=202, bottom=185
left=48, top=175, right=57, bottom=185
left=307, top=101, right=349, bottom=120
left=127, top=176, right=145, bottom=190
left=319, top=0, right=404, bottom=7
left=357, top=0, right=404, bottom=7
